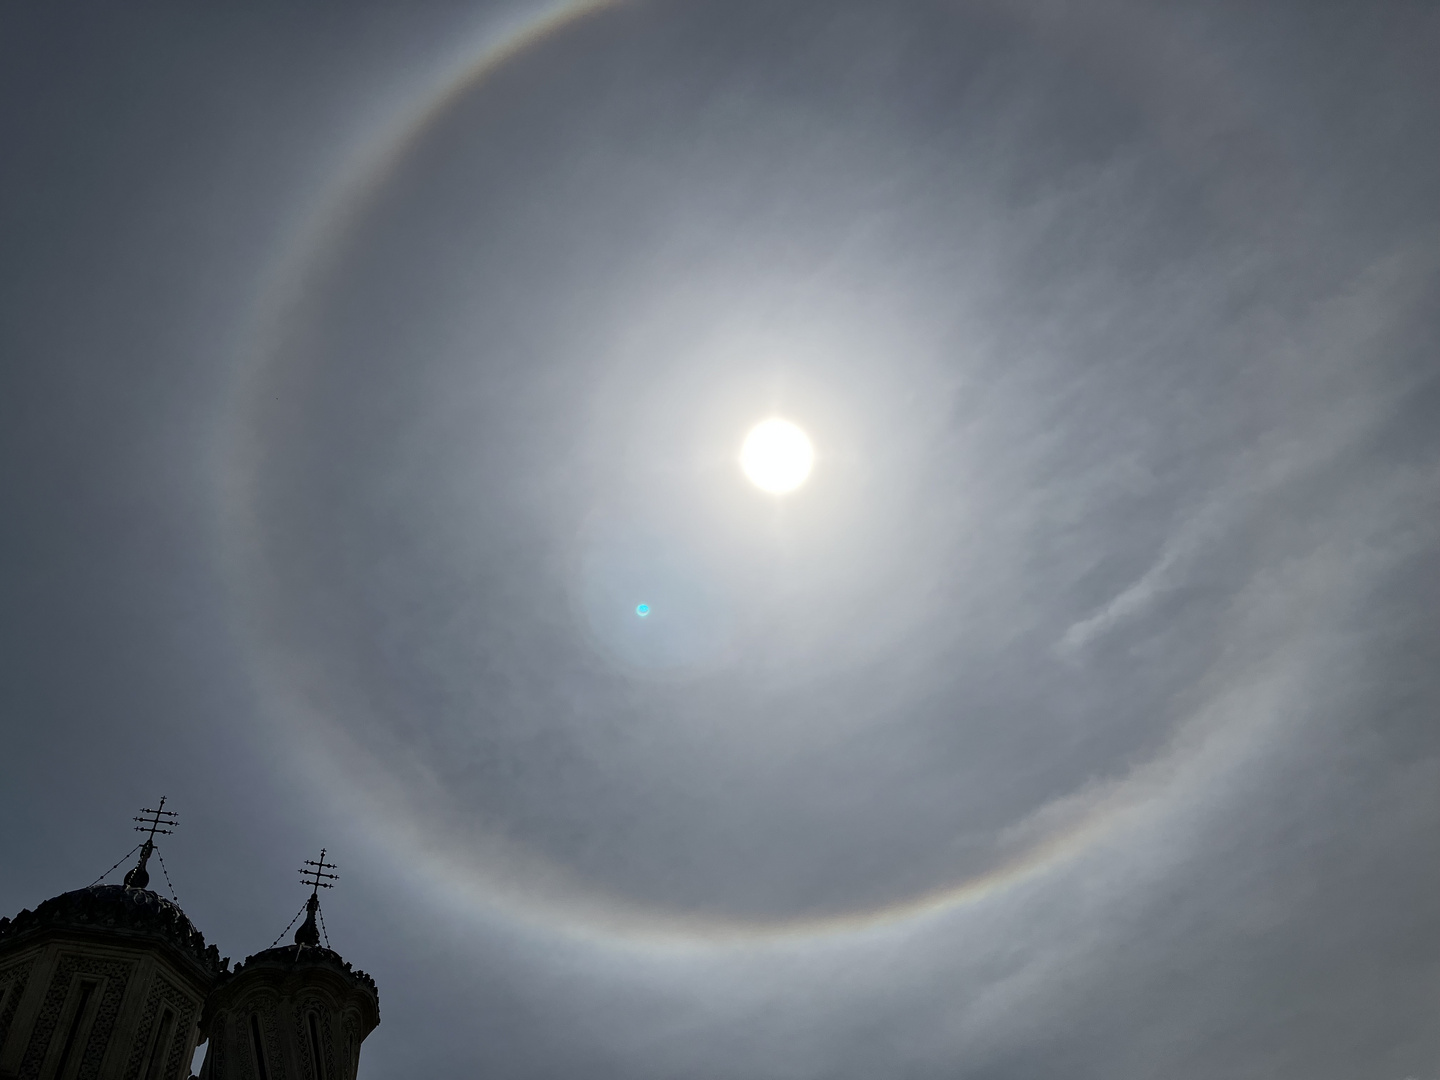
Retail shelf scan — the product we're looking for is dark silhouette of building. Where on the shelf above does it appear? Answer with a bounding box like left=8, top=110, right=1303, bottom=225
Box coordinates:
left=0, top=810, right=378, bottom=1080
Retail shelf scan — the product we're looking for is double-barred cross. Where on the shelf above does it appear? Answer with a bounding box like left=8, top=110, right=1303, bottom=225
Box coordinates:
left=300, top=849, right=339, bottom=895
left=133, top=796, right=177, bottom=846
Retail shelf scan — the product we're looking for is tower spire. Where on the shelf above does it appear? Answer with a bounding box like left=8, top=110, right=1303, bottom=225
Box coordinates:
left=123, top=796, right=176, bottom=889
left=294, top=848, right=337, bottom=948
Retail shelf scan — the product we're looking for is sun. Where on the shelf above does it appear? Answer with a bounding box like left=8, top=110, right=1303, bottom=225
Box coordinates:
left=740, top=418, right=814, bottom=495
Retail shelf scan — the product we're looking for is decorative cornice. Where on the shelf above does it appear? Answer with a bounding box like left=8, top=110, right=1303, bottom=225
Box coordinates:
left=0, top=885, right=228, bottom=984
left=233, top=945, right=378, bottom=1002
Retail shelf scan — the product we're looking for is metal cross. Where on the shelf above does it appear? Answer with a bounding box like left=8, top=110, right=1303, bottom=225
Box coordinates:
left=132, top=797, right=177, bottom=845
left=299, top=849, right=339, bottom=895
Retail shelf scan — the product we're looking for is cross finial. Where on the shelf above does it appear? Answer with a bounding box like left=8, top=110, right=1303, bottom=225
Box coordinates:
left=123, top=797, right=177, bottom=889
left=294, top=849, right=337, bottom=949
left=299, top=848, right=338, bottom=897
left=134, top=797, right=177, bottom=845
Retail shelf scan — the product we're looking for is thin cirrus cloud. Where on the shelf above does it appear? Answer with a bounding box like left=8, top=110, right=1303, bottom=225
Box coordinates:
left=1, top=2, right=1437, bottom=1079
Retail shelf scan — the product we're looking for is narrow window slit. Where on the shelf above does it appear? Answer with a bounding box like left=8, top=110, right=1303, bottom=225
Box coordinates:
left=53, top=980, right=97, bottom=1080
left=142, top=1007, right=176, bottom=1080
left=308, top=1013, right=327, bottom=1080
left=249, top=1014, right=270, bottom=1080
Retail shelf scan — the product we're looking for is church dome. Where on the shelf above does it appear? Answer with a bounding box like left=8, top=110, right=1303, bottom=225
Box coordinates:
left=0, top=884, right=227, bottom=981
left=0, top=883, right=225, bottom=1080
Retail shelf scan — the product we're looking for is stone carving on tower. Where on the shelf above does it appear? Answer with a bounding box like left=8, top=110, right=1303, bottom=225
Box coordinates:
left=0, top=806, right=379, bottom=1080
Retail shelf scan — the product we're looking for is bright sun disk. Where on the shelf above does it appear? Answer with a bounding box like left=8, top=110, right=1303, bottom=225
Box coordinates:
left=740, top=418, right=814, bottom=494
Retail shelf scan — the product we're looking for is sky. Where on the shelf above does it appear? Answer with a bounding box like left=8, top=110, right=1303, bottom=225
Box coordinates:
left=2, top=2, right=1438, bottom=1078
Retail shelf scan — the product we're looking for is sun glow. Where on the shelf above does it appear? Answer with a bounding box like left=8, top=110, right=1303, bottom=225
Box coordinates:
left=740, top=418, right=814, bottom=495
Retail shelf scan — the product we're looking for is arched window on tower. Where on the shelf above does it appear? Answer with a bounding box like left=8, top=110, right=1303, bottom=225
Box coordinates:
left=140, top=1007, right=176, bottom=1080
left=248, top=1013, right=270, bottom=1080
left=306, top=1011, right=328, bottom=1080
left=52, top=978, right=99, bottom=1080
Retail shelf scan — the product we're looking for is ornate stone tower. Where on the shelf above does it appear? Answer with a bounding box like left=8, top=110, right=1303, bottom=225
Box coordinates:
left=0, top=801, right=227, bottom=1080
left=196, top=852, right=378, bottom=1080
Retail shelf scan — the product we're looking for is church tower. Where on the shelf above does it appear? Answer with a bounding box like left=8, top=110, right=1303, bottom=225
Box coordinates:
left=0, top=801, right=227, bottom=1080
left=195, top=852, right=379, bottom=1080
left=1, top=805, right=380, bottom=1080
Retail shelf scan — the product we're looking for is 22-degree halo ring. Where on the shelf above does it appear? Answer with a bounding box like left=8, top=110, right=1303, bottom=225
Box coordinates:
left=222, top=0, right=1277, bottom=947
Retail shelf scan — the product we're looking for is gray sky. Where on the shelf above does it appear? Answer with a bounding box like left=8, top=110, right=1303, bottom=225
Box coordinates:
left=2, top=2, right=1438, bottom=1077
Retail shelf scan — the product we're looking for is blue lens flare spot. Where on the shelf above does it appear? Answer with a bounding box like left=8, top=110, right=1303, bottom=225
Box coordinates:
left=635, top=603, right=650, bottom=617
